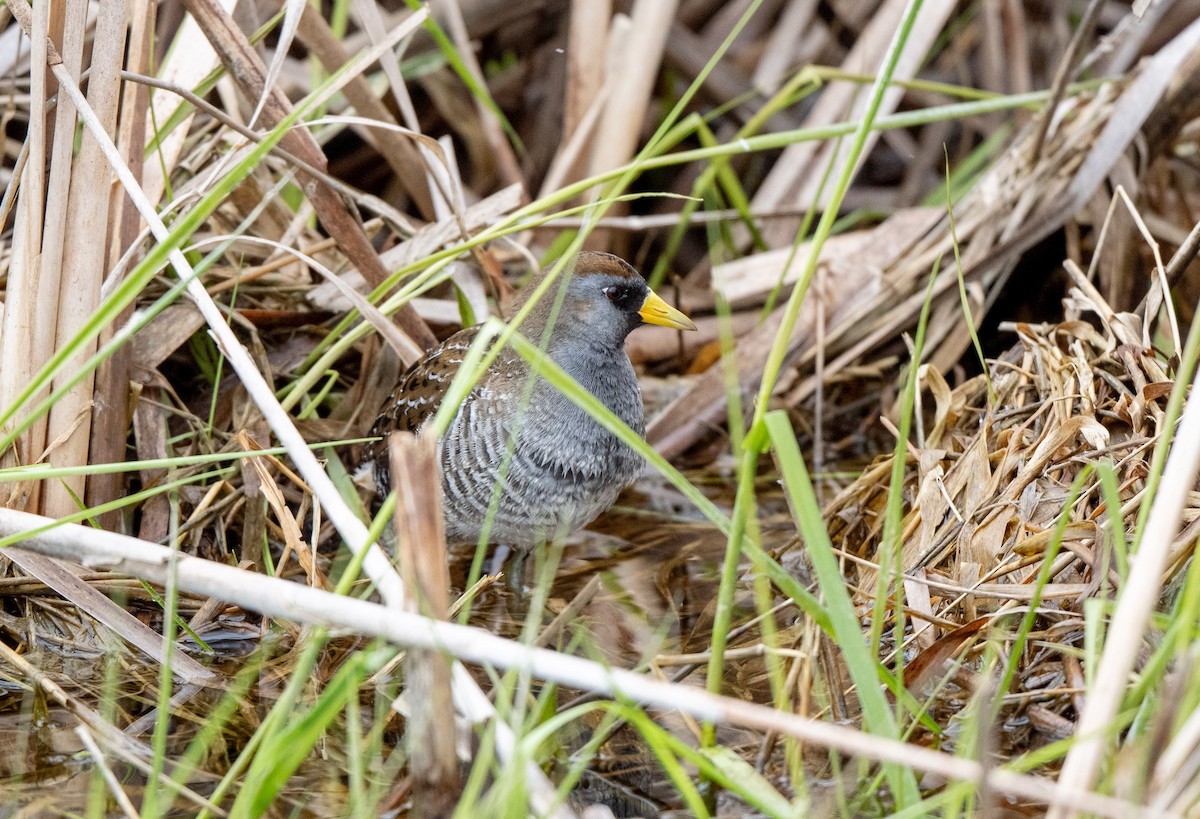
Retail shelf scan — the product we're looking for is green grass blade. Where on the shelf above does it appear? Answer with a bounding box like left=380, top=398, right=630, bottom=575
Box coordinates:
left=944, top=149, right=994, bottom=399
left=766, top=409, right=919, bottom=803
left=234, top=646, right=389, bottom=817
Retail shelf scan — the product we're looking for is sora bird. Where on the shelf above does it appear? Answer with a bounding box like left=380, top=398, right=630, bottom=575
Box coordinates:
left=360, top=251, right=695, bottom=561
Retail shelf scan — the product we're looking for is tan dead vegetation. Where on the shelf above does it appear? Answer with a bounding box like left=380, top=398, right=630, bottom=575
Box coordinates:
left=2, top=1, right=1200, bottom=817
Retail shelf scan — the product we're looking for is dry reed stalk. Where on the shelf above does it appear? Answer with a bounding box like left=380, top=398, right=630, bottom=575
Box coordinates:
left=586, top=0, right=679, bottom=180
left=565, top=0, right=610, bottom=141
left=0, top=1, right=61, bottom=511
left=389, top=432, right=459, bottom=818
left=88, top=1, right=155, bottom=524
left=439, top=0, right=523, bottom=189
left=351, top=0, right=418, bottom=131
left=139, top=3, right=223, bottom=205
left=534, top=0, right=612, bottom=200
left=132, top=385, right=170, bottom=544
left=73, top=724, right=140, bottom=819
left=239, top=430, right=327, bottom=589
left=664, top=18, right=801, bottom=132
left=751, top=0, right=818, bottom=93
left=539, top=81, right=610, bottom=201
left=42, top=0, right=129, bottom=517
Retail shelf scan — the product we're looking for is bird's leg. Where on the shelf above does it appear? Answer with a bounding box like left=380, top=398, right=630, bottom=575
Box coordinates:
left=484, top=544, right=530, bottom=621
left=505, top=546, right=529, bottom=596
left=488, top=543, right=512, bottom=577
left=487, top=544, right=528, bottom=594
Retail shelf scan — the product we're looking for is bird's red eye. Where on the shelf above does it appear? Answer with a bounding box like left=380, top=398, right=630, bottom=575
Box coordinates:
left=603, top=285, right=626, bottom=302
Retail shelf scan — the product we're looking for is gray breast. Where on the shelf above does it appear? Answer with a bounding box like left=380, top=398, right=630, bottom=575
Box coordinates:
left=437, top=350, right=644, bottom=547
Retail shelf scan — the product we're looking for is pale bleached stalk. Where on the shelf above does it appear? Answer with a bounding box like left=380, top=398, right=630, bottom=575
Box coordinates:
left=18, top=8, right=569, bottom=817
left=351, top=0, right=420, bottom=130
left=140, top=0, right=225, bottom=204
left=565, top=0, right=609, bottom=140
left=44, top=0, right=130, bottom=516
left=0, top=0, right=62, bottom=507
left=0, top=507, right=1162, bottom=819
left=75, top=725, right=140, bottom=819
left=1150, top=694, right=1200, bottom=814
left=586, top=0, right=678, bottom=178
left=539, top=83, right=609, bottom=199
left=1050, top=374, right=1200, bottom=814
left=248, top=0, right=304, bottom=129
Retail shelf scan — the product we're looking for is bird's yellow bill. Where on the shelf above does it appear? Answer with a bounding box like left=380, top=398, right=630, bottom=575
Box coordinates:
left=639, top=291, right=697, bottom=331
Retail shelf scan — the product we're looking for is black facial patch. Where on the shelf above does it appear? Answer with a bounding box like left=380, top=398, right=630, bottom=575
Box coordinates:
left=602, top=281, right=647, bottom=313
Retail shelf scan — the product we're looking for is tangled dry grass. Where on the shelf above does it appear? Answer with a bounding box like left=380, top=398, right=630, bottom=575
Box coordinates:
left=4, top=1, right=1200, bottom=817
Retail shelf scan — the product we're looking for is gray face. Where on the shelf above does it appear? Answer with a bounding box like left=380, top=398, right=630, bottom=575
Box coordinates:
left=555, top=272, right=650, bottom=348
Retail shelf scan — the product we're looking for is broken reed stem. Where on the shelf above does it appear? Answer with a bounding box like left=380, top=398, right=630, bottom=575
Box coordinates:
left=389, top=432, right=459, bottom=816
left=565, top=0, right=610, bottom=141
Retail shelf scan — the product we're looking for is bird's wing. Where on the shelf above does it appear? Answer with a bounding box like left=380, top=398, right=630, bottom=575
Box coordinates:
left=365, top=325, right=484, bottom=451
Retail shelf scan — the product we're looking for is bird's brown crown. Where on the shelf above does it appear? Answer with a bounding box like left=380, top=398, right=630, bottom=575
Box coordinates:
left=568, top=251, right=641, bottom=281
left=513, top=251, right=644, bottom=311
